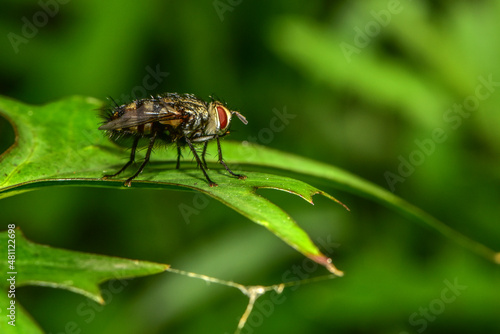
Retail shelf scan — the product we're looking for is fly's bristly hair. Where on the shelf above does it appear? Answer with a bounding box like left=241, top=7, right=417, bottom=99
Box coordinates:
left=98, top=96, right=119, bottom=125
left=98, top=98, right=138, bottom=145
left=209, top=93, right=222, bottom=104
left=98, top=92, right=248, bottom=187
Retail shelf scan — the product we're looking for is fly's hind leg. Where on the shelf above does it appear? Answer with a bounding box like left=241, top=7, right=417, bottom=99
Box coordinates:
left=124, top=131, right=157, bottom=187
left=103, top=136, right=140, bottom=179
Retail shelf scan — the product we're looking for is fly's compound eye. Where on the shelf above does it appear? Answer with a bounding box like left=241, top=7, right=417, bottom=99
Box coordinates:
left=217, top=106, right=229, bottom=130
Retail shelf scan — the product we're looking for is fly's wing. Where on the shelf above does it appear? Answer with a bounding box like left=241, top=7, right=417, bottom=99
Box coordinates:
left=99, top=102, right=184, bottom=130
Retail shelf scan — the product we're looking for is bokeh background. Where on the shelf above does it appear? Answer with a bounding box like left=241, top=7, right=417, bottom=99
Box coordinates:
left=1, top=0, right=500, bottom=333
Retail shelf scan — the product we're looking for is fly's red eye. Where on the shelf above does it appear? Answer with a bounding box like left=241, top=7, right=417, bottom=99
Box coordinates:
left=217, top=106, right=228, bottom=129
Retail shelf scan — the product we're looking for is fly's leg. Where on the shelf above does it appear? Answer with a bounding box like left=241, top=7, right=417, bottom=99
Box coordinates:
left=201, top=141, right=209, bottom=170
left=176, top=144, right=182, bottom=169
left=186, top=138, right=217, bottom=187
left=103, top=136, right=140, bottom=179
left=216, top=136, right=246, bottom=180
left=124, top=131, right=157, bottom=187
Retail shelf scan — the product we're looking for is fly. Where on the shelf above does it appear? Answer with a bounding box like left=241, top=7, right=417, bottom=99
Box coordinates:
left=99, top=92, right=248, bottom=187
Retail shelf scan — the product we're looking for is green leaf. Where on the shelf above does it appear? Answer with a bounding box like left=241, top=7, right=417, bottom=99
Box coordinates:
left=0, top=229, right=169, bottom=302
left=0, top=229, right=168, bottom=332
left=0, top=96, right=347, bottom=275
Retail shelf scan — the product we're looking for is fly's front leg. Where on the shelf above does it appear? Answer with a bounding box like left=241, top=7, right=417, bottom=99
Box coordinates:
left=216, top=136, right=246, bottom=180
left=201, top=141, right=209, bottom=170
left=186, top=138, right=217, bottom=187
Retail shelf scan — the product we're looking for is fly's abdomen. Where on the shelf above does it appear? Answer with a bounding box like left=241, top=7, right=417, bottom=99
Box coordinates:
left=126, top=123, right=154, bottom=135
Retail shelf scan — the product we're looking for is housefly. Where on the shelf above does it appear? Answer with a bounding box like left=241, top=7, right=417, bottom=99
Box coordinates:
left=99, top=92, right=248, bottom=187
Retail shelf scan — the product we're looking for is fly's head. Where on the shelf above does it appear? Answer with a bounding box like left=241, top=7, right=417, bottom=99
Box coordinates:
left=206, top=100, right=248, bottom=137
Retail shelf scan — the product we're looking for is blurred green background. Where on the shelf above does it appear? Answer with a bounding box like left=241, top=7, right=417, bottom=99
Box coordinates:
left=1, top=0, right=500, bottom=333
